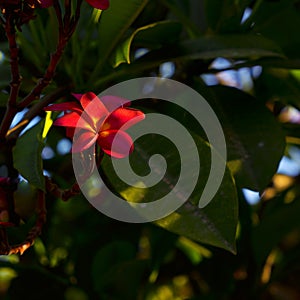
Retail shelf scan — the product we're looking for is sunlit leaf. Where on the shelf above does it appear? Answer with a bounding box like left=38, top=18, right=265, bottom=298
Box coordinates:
left=101, top=131, right=238, bottom=253
left=42, top=111, right=53, bottom=139
left=113, top=21, right=182, bottom=67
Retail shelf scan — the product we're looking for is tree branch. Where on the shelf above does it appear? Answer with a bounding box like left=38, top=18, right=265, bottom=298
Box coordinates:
left=0, top=15, right=22, bottom=139
left=45, top=177, right=80, bottom=202
left=17, top=0, right=78, bottom=109
left=6, top=86, right=71, bottom=141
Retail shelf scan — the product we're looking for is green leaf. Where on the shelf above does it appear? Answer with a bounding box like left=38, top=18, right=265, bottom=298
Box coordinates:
left=17, top=33, right=44, bottom=72
left=208, top=85, right=286, bottom=191
left=93, top=34, right=284, bottom=87
left=251, top=0, right=300, bottom=59
left=155, top=165, right=238, bottom=254
left=13, top=121, right=45, bottom=191
left=204, top=0, right=252, bottom=32
left=101, top=131, right=238, bottom=253
left=138, top=34, right=283, bottom=62
left=160, top=0, right=202, bottom=37
left=88, top=0, right=149, bottom=83
left=45, top=8, right=59, bottom=53
left=17, top=9, right=52, bottom=72
left=113, top=21, right=182, bottom=67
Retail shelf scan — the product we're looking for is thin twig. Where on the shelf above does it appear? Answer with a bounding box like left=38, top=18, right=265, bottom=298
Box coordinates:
left=8, top=189, right=46, bottom=255
left=53, top=0, right=64, bottom=36
left=63, top=0, right=71, bottom=28
left=67, top=0, right=82, bottom=37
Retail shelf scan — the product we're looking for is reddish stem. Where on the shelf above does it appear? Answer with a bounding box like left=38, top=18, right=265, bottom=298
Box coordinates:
left=18, top=42, right=68, bottom=108
left=0, top=0, right=84, bottom=255
left=0, top=15, right=22, bottom=139
left=18, top=0, right=82, bottom=109
left=64, top=0, right=71, bottom=28
left=45, top=176, right=80, bottom=202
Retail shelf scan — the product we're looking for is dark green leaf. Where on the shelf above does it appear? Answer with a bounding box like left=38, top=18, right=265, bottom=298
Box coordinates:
left=94, top=34, right=284, bottom=87
left=160, top=0, right=202, bottom=37
left=156, top=165, right=238, bottom=253
left=101, top=131, right=238, bottom=253
left=138, top=34, right=284, bottom=62
left=208, top=85, right=286, bottom=191
left=13, top=121, right=45, bottom=191
left=204, top=0, right=252, bottom=32
left=252, top=0, right=300, bottom=59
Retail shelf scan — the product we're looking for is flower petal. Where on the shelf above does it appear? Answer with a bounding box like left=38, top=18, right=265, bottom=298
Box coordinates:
left=54, top=112, right=90, bottom=129
left=44, top=102, right=82, bottom=114
left=97, top=130, right=134, bottom=158
left=72, top=130, right=99, bottom=152
left=66, top=127, right=75, bottom=139
left=100, top=95, right=131, bottom=112
left=79, top=92, right=109, bottom=130
left=79, top=92, right=99, bottom=109
left=102, top=107, right=145, bottom=131
left=85, top=0, right=109, bottom=10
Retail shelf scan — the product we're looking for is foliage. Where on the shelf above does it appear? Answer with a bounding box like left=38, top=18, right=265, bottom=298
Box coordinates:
left=0, top=0, right=300, bottom=299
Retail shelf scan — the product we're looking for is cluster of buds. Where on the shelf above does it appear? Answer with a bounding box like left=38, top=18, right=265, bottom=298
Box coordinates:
left=0, top=0, right=45, bottom=28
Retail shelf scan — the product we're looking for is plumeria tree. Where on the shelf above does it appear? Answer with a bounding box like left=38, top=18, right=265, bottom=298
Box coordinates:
left=0, top=0, right=300, bottom=299
left=0, top=0, right=132, bottom=255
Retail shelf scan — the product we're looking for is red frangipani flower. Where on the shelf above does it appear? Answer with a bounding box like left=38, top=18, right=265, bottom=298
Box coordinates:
left=45, top=92, right=145, bottom=158
left=38, top=0, right=109, bottom=10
